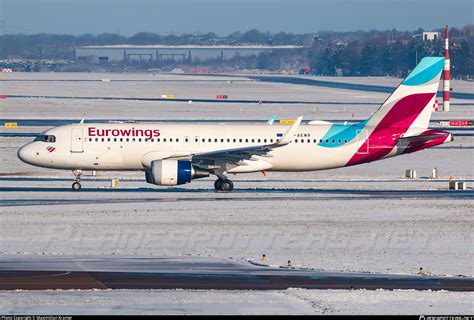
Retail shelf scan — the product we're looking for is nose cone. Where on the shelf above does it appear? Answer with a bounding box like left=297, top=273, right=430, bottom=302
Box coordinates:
left=17, top=145, right=35, bottom=165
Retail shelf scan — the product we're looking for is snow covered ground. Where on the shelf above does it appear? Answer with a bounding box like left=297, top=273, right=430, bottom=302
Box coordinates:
left=305, top=76, right=474, bottom=95
left=1, top=186, right=472, bottom=277
left=0, top=72, right=472, bottom=314
left=0, top=289, right=472, bottom=315
left=1, top=72, right=472, bottom=122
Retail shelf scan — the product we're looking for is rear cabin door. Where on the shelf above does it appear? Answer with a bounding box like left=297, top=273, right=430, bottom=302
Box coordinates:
left=356, top=129, right=369, bottom=154
left=71, top=128, right=84, bottom=153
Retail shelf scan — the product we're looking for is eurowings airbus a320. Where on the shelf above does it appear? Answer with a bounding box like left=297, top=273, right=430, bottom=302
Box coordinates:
left=18, top=57, right=453, bottom=192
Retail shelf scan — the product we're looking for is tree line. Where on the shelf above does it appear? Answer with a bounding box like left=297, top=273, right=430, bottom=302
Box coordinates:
left=0, top=26, right=472, bottom=78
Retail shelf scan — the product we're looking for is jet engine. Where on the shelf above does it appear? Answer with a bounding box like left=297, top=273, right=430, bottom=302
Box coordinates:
left=145, top=159, right=209, bottom=186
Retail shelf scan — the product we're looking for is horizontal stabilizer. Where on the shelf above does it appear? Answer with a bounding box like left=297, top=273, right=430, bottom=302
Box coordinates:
left=396, top=132, right=452, bottom=144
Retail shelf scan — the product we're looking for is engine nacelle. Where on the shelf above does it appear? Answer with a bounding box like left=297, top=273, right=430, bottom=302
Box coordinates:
left=145, top=159, right=209, bottom=186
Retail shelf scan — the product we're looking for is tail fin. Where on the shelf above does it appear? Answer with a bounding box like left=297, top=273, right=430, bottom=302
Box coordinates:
left=367, top=57, right=444, bottom=135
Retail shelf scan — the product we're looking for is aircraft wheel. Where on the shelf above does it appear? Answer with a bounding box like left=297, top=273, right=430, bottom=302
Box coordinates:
left=220, top=179, right=234, bottom=192
left=214, top=179, right=222, bottom=191
left=72, top=181, right=81, bottom=191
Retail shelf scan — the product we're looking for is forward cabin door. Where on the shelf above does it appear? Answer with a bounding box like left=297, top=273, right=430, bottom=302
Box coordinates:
left=356, top=129, right=369, bottom=154
left=71, top=128, right=84, bottom=153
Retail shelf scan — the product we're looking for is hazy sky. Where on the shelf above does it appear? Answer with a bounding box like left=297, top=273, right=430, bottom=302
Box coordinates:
left=1, top=0, right=472, bottom=35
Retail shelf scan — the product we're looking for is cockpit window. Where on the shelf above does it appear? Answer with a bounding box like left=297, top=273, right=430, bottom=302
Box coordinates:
left=34, top=135, right=56, bottom=143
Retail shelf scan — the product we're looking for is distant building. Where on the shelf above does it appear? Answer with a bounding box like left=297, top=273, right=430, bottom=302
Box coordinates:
left=75, top=45, right=304, bottom=63
left=423, top=32, right=440, bottom=41
left=413, top=32, right=440, bottom=42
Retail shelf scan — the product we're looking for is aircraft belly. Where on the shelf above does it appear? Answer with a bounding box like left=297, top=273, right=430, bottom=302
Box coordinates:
left=269, top=145, right=353, bottom=171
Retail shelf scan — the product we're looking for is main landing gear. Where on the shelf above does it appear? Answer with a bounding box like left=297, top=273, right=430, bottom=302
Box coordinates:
left=72, top=170, right=83, bottom=191
left=214, top=178, right=234, bottom=192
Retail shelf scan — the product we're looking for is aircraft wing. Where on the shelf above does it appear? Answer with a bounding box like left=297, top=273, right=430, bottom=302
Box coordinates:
left=164, top=116, right=303, bottom=169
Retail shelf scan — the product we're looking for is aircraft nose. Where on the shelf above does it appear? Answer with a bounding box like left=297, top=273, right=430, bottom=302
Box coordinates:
left=17, top=145, right=35, bottom=164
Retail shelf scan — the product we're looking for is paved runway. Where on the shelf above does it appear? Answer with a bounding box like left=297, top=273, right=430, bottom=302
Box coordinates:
left=2, top=118, right=473, bottom=126
left=5, top=94, right=474, bottom=105
left=0, top=186, right=473, bottom=207
left=0, top=256, right=472, bottom=291
left=5, top=94, right=326, bottom=105
left=4, top=76, right=474, bottom=100
left=251, top=75, right=474, bottom=100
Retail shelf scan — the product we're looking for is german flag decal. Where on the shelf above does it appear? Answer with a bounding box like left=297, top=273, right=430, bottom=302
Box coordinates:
left=46, top=146, right=56, bottom=153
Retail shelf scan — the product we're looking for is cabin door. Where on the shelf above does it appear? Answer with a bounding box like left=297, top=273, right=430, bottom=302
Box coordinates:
left=71, top=128, right=84, bottom=153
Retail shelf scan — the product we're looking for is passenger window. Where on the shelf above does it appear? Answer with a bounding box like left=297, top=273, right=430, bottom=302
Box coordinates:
left=233, top=139, right=236, bottom=143
left=258, top=139, right=261, bottom=143
left=344, top=139, right=348, bottom=143
left=332, top=139, right=335, bottom=143
left=114, top=138, right=117, bottom=142
left=170, top=138, right=173, bottom=142
left=221, top=139, right=224, bottom=142
left=264, top=139, right=267, bottom=143
left=120, top=138, right=123, bottom=142
left=227, top=139, right=230, bottom=142
left=307, top=139, right=310, bottom=143
left=338, top=140, right=341, bottom=143
left=95, top=138, right=98, bottom=142
left=270, top=139, right=274, bottom=143
left=89, top=138, right=92, bottom=142
left=245, top=139, right=248, bottom=143
left=239, top=139, right=242, bottom=143
left=215, top=139, right=218, bottom=142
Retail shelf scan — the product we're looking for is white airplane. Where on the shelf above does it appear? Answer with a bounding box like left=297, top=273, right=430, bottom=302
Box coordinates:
left=18, top=57, right=453, bottom=192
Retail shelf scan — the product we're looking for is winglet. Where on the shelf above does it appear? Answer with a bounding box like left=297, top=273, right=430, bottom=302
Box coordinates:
left=278, top=116, right=303, bottom=145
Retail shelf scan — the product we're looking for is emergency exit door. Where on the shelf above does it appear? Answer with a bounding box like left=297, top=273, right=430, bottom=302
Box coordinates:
left=71, top=128, right=84, bottom=153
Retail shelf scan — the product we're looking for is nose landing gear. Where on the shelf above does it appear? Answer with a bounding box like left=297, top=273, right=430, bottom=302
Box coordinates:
left=72, top=170, right=83, bottom=191
left=214, top=178, right=234, bottom=192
